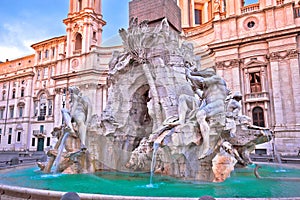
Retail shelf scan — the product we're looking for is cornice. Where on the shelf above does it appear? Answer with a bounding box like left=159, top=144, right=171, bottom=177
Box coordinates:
left=31, top=36, right=66, bottom=49
left=63, top=12, right=106, bottom=26
left=0, top=72, right=35, bottom=82
left=209, top=26, right=300, bottom=50
left=51, top=69, right=108, bottom=80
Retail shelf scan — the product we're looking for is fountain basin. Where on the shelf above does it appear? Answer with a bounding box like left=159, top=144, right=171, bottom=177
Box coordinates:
left=0, top=164, right=300, bottom=199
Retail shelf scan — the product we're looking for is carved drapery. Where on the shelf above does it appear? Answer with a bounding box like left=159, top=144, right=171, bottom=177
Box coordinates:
left=215, top=59, right=241, bottom=69
left=266, top=49, right=298, bottom=62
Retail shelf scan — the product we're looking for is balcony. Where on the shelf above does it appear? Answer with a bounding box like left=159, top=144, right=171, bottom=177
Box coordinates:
left=245, top=92, right=269, bottom=102
left=33, top=130, right=47, bottom=137
left=241, top=3, right=259, bottom=14
left=37, top=116, right=45, bottom=121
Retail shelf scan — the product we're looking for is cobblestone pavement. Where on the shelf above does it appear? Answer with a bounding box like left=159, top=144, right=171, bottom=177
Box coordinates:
left=0, top=151, right=46, bottom=169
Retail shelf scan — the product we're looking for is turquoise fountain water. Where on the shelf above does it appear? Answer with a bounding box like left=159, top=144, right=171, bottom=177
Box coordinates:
left=0, top=164, right=300, bottom=198
left=148, top=142, right=160, bottom=188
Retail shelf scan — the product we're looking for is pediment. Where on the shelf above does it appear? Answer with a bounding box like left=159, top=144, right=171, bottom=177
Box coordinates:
left=244, top=59, right=266, bottom=68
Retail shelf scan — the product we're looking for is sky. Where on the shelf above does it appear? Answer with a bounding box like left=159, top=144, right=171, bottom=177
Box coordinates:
left=0, top=0, right=129, bottom=62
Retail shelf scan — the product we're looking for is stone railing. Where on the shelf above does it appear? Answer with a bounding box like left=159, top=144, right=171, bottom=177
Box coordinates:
left=245, top=92, right=269, bottom=102
left=37, top=115, right=45, bottom=121
left=277, top=0, right=284, bottom=5
left=33, top=130, right=47, bottom=137
left=241, top=3, right=259, bottom=14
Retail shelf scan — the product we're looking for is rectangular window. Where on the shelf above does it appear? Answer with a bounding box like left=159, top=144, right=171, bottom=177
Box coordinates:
left=8, top=134, right=12, bottom=144
left=44, top=67, right=48, bottom=79
left=17, top=132, right=21, bottom=142
left=0, top=135, right=1, bottom=144
left=9, top=106, right=14, bottom=118
left=9, top=128, right=12, bottom=134
left=250, top=72, right=262, bottom=93
left=32, top=138, right=35, bottom=146
left=46, top=137, right=50, bottom=146
left=45, top=50, right=49, bottom=58
left=40, top=125, right=44, bottom=133
left=0, top=108, right=4, bottom=119
left=294, top=7, right=300, bottom=18
left=3, top=83, right=6, bottom=89
left=37, top=70, right=40, bottom=80
left=51, top=66, right=55, bottom=76
left=38, top=51, right=42, bottom=60
left=194, top=9, right=202, bottom=25
left=19, top=107, right=23, bottom=118
left=52, top=47, right=55, bottom=57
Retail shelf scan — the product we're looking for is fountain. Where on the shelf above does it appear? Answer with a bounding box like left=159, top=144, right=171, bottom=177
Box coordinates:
left=0, top=19, right=300, bottom=199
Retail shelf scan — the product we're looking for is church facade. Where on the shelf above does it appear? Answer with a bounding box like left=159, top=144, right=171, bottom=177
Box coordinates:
left=180, top=0, right=300, bottom=155
left=0, top=0, right=299, bottom=155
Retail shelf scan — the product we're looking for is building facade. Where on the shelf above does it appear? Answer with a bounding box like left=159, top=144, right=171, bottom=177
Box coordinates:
left=0, top=0, right=115, bottom=152
left=180, top=0, right=300, bottom=155
left=0, top=0, right=299, bottom=155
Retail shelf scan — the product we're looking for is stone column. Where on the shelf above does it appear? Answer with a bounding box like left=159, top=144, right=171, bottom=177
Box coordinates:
left=289, top=51, right=300, bottom=123
left=268, top=54, right=284, bottom=130
left=231, top=59, right=241, bottom=92
left=260, top=66, right=266, bottom=92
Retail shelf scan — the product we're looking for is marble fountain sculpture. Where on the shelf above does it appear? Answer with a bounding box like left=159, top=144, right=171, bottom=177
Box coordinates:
left=38, top=18, right=271, bottom=182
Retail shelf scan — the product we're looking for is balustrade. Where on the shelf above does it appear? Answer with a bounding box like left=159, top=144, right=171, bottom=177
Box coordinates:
left=241, top=3, right=259, bottom=14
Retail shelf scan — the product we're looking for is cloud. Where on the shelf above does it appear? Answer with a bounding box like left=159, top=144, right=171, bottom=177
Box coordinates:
left=0, top=21, right=54, bottom=61
left=0, top=46, right=33, bottom=62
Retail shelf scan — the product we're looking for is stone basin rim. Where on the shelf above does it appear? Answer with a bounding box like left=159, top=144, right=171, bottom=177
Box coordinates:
left=1, top=184, right=300, bottom=200
left=1, top=163, right=300, bottom=200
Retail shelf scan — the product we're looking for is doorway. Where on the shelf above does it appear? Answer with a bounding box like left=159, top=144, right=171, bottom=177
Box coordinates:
left=37, top=138, right=44, bottom=151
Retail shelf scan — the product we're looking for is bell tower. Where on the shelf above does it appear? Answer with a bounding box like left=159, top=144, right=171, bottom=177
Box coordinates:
left=63, top=0, right=106, bottom=57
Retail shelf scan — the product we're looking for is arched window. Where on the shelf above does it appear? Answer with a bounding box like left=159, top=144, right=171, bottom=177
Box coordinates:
left=12, top=89, right=16, bottom=99
left=78, top=0, right=82, bottom=11
left=39, top=94, right=47, bottom=118
left=2, top=91, right=6, bottom=101
left=252, top=106, right=265, bottom=127
left=21, top=88, right=25, bottom=97
left=75, top=33, right=82, bottom=52
left=48, top=100, right=52, bottom=116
